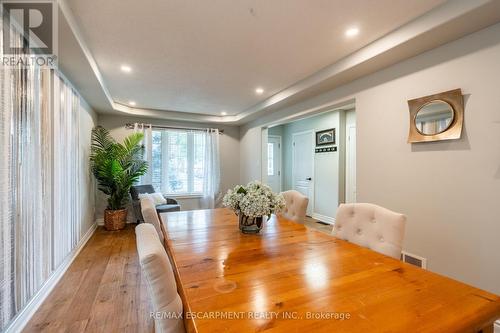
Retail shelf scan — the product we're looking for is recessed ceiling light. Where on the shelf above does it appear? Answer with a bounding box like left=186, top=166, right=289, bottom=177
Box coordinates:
left=121, top=64, right=132, bottom=73
left=345, top=27, right=359, bottom=37
left=129, top=101, right=136, bottom=106
left=255, top=87, right=264, bottom=95
left=220, top=111, right=227, bottom=116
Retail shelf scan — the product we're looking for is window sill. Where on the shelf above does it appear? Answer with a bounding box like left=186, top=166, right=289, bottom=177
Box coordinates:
left=164, top=194, right=203, bottom=199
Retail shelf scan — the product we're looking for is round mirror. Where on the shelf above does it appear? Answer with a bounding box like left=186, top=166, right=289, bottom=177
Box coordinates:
left=415, top=100, right=454, bottom=135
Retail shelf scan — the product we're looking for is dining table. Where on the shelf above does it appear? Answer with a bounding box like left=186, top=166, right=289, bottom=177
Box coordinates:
left=159, top=208, right=500, bottom=333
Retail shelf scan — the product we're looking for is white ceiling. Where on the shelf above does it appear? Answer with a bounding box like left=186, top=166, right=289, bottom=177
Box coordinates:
left=65, top=0, right=447, bottom=116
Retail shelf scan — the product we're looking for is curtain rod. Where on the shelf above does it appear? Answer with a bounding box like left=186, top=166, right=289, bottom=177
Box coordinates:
left=125, top=123, right=224, bottom=134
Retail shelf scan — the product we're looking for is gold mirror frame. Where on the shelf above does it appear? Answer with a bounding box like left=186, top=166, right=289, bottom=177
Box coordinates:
left=407, top=89, right=464, bottom=143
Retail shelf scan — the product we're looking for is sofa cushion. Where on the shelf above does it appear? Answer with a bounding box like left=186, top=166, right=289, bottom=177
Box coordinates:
left=130, top=184, right=156, bottom=201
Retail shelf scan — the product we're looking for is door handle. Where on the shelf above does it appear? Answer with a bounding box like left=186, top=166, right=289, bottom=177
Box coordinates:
left=306, top=177, right=312, bottom=181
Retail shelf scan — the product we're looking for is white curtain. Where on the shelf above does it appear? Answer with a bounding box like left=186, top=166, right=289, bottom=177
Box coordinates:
left=0, top=27, right=49, bottom=327
left=134, top=123, right=153, bottom=185
left=52, top=75, right=82, bottom=267
left=0, top=36, right=15, bottom=329
left=201, top=129, right=221, bottom=208
left=0, top=29, right=87, bottom=329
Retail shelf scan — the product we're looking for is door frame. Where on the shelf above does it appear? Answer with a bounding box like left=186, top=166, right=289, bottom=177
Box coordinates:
left=291, top=130, right=315, bottom=217
left=267, top=135, right=282, bottom=192
left=345, top=110, right=356, bottom=203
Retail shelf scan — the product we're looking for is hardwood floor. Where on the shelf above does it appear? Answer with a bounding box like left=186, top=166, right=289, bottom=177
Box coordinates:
left=24, top=216, right=331, bottom=333
left=303, top=216, right=333, bottom=234
left=24, top=225, right=153, bottom=333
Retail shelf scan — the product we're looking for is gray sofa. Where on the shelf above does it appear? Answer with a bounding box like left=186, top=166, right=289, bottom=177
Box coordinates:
left=130, top=185, right=181, bottom=223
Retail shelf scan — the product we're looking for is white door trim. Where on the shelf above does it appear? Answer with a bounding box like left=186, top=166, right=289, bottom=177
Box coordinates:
left=292, top=130, right=315, bottom=216
left=268, top=135, right=282, bottom=192
left=345, top=119, right=356, bottom=203
left=312, top=213, right=335, bottom=225
left=261, top=128, right=269, bottom=183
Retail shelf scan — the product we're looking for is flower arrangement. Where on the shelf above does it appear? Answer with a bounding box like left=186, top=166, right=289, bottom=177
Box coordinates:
left=223, top=181, right=286, bottom=218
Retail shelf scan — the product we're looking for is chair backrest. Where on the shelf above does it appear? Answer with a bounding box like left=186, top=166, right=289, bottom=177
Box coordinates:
left=135, top=224, right=185, bottom=333
left=140, top=197, right=165, bottom=244
left=333, top=203, right=406, bottom=259
left=130, top=184, right=156, bottom=201
left=280, top=190, right=309, bottom=224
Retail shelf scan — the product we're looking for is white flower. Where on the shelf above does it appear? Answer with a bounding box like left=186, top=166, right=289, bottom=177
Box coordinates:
left=222, top=181, right=285, bottom=218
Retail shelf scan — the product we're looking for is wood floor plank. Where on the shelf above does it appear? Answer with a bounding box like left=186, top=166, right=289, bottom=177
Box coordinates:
left=23, top=225, right=153, bottom=333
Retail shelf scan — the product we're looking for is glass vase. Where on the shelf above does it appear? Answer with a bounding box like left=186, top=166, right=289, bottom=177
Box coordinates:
left=238, top=213, right=264, bottom=234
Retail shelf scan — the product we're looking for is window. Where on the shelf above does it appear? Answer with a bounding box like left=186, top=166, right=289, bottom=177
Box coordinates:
left=151, top=130, right=206, bottom=195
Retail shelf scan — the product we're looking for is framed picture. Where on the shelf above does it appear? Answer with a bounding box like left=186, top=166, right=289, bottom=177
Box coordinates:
left=316, top=128, right=335, bottom=146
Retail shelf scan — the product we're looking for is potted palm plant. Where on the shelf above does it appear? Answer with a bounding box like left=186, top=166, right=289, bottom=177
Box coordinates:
left=90, top=126, right=148, bottom=231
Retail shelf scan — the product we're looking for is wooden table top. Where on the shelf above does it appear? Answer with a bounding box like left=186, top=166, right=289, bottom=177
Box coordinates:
left=160, top=208, right=500, bottom=333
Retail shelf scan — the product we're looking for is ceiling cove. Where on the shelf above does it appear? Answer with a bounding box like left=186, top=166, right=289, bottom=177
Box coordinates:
left=58, top=0, right=500, bottom=125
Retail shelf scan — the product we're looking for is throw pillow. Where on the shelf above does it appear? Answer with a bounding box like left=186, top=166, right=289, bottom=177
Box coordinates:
left=150, top=192, right=167, bottom=205
left=138, top=193, right=151, bottom=200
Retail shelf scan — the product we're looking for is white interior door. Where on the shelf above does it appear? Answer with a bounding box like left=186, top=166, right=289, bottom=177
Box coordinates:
left=345, top=111, right=357, bottom=203
left=292, top=131, right=314, bottom=216
left=267, top=136, right=281, bottom=193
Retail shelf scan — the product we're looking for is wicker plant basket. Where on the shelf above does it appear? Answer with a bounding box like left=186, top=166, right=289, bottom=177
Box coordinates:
left=104, top=209, right=128, bottom=231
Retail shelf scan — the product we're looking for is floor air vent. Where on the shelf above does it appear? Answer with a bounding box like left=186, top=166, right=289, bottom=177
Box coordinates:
left=316, top=221, right=330, bottom=226
left=401, top=251, right=427, bottom=269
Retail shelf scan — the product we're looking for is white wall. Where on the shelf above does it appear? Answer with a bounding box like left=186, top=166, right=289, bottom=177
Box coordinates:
left=268, top=125, right=283, bottom=137
left=240, top=126, right=264, bottom=183
left=97, top=114, right=240, bottom=219
left=80, top=99, right=98, bottom=234
left=240, top=23, right=500, bottom=294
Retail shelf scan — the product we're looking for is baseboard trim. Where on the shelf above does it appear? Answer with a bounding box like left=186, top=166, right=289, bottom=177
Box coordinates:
left=4, top=223, right=97, bottom=333
left=96, top=217, right=136, bottom=226
left=311, top=213, right=335, bottom=225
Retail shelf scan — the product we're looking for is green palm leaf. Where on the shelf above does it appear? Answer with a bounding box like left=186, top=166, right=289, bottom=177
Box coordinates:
left=90, top=126, right=148, bottom=210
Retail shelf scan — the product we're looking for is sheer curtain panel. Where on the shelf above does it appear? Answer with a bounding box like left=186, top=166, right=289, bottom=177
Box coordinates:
left=134, top=123, right=153, bottom=185
left=202, top=129, right=221, bottom=208
left=0, top=60, right=87, bottom=331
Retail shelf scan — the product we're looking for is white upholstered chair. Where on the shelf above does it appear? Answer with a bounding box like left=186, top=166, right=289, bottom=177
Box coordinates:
left=332, top=203, right=406, bottom=259
left=140, top=197, right=165, bottom=244
left=280, top=190, right=309, bottom=224
left=135, top=224, right=185, bottom=333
